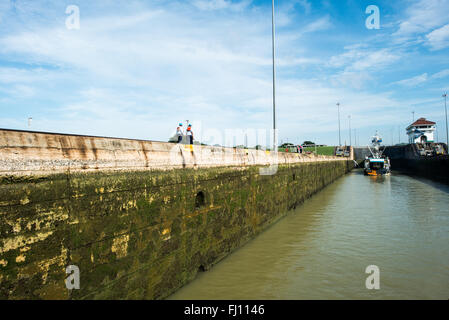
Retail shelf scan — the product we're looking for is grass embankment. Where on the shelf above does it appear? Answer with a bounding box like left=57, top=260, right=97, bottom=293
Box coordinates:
left=303, top=146, right=335, bottom=156
left=278, top=146, right=335, bottom=156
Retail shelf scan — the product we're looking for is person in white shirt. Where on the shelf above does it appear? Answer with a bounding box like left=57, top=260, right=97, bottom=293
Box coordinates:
left=176, top=123, right=184, bottom=143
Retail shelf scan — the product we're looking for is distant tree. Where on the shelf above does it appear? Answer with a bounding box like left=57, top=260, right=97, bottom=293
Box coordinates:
left=303, top=141, right=315, bottom=146
left=280, top=142, right=294, bottom=148
left=168, top=136, right=177, bottom=143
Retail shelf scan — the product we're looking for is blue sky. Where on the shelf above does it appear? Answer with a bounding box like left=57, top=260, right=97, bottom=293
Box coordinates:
left=1, top=0, right=449, bottom=146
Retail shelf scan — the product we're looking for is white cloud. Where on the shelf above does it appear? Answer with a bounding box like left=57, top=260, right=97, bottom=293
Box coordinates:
left=328, top=48, right=401, bottom=88
left=330, top=71, right=373, bottom=90
left=394, top=0, right=449, bottom=37
left=0, top=67, right=61, bottom=83
left=191, top=0, right=251, bottom=11
left=432, top=68, right=449, bottom=79
left=277, top=57, right=321, bottom=67
left=393, top=69, right=449, bottom=87
left=394, top=73, right=428, bottom=87
left=329, top=48, right=400, bottom=71
left=426, top=24, right=449, bottom=50
left=0, top=84, right=36, bottom=98
left=351, top=50, right=400, bottom=71
left=0, top=0, right=438, bottom=145
left=301, top=15, right=332, bottom=33
left=393, top=0, right=449, bottom=49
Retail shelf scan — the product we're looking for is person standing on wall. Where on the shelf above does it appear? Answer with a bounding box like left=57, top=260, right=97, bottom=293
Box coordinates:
left=176, top=123, right=184, bottom=143
left=186, top=124, right=194, bottom=145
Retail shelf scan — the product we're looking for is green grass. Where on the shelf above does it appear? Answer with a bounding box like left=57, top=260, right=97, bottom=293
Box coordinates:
left=303, top=146, right=335, bottom=156
left=277, top=146, right=336, bottom=156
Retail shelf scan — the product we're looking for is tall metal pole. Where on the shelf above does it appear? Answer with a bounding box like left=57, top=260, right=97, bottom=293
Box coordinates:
left=271, top=0, right=277, bottom=151
left=436, top=124, right=439, bottom=143
left=348, top=115, right=351, bottom=146
left=337, top=103, right=341, bottom=146
left=443, top=93, right=448, bottom=146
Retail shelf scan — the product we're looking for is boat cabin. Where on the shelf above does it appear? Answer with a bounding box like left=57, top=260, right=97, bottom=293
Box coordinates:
left=367, top=158, right=385, bottom=170
left=364, top=157, right=391, bottom=176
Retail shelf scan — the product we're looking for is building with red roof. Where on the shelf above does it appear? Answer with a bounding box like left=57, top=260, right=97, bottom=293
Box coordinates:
left=406, top=118, right=436, bottom=144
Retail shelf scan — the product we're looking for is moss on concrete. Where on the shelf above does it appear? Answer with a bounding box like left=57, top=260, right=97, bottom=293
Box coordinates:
left=0, top=161, right=351, bottom=299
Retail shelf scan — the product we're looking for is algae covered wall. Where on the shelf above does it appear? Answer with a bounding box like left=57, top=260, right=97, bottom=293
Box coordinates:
left=0, top=128, right=352, bottom=299
left=0, top=161, right=351, bottom=300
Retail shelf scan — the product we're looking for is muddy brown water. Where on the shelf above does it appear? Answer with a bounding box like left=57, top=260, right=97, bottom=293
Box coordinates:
left=169, top=170, right=449, bottom=300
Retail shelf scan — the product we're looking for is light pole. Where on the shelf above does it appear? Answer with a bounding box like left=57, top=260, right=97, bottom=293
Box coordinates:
left=271, top=0, right=277, bottom=151
left=412, top=111, right=415, bottom=122
left=348, top=115, right=351, bottom=146
left=436, top=124, right=439, bottom=143
left=337, top=103, right=341, bottom=146
left=443, top=93, right=448, bottom=146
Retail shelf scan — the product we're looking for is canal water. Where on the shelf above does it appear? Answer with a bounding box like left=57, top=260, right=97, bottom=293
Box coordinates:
left=169, top=170, right=449, bottom=300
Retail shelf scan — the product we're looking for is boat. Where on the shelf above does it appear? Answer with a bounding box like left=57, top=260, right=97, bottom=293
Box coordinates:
left=364, top=132, right=391, bottom=176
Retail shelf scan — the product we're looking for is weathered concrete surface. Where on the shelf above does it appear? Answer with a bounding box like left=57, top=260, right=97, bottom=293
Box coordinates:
left=0, top=129, right=352, bottom=299
left=0, top=129, right=346, bottom=177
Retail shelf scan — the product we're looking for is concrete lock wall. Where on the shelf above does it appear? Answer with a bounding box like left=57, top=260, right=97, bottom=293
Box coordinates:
left=384, top=144, right=449, bottom=185
left=0, top=129, right=352, bottom=299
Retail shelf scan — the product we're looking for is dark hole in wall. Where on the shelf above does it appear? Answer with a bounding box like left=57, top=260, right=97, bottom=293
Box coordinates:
left=293, top=174, right=296, bottom=180
left=195, top=191, right=205, bottom=209
left=198, top=265, right=206, bottom=272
